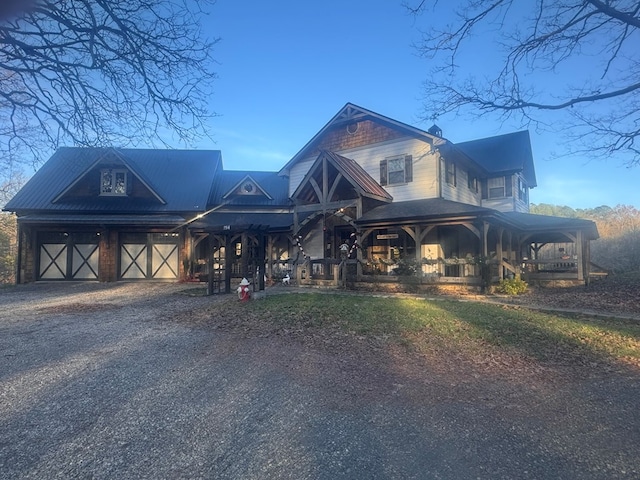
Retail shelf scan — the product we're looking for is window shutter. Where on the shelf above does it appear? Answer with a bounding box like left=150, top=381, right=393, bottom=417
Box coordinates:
left=481, top=180, right=488, bottom=199
left=505, top=175, right=512, bottom=197
left=404, top=155, right=413, bottom=182
left=380, top=159, right=388, bottom=186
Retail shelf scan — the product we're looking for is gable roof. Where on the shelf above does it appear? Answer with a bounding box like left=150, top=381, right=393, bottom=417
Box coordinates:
left=279, top=103, right=444, bottom=175
left=5, top=147, right=222, bottom=214
left=453, top=131, right=537, bottom=187
left=291, top=150, right=392, bottom=203
left=52, top=149, right=166, bottom=204
left=208, top=170, right=290, bottom=207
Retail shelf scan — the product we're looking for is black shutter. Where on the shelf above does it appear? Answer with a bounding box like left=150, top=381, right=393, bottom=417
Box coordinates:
left=481, top=180, right=488, bottom=199
left=404, top=155, right=413, bottom=182
left=380, top=159, right=388, bottom=186
left=505, top=175, right=512, bottom=197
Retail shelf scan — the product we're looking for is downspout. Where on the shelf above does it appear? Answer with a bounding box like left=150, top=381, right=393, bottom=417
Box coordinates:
left=437, top=152, right=443, bottom=199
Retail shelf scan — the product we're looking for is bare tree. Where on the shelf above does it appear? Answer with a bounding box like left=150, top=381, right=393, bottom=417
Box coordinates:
left=0, top=0, right=218, bottom=187
left=405, top=1, right=640, bottom=166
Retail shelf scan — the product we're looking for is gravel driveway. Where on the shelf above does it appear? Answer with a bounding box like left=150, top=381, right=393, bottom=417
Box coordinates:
left=1, top=283, right=639, bottom=479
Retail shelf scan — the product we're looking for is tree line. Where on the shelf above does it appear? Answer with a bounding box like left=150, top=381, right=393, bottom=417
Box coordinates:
left=531, top=203, right=640, bottom=273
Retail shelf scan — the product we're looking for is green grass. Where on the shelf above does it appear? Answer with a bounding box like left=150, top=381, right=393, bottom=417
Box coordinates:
left=232, top=293, right=640, bottom=366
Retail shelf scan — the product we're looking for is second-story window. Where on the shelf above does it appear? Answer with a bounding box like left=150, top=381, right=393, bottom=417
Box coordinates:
left=380, top=155, right=413, bottom=186
left=468, top=173, right=478, bottom=193
left=445, top=159, right=456, bottom=186
left=488, top=177, right=505, bottom=198
left=518, top=177, right=528, bottom=202
left=100, top=169, right=128, bottom=196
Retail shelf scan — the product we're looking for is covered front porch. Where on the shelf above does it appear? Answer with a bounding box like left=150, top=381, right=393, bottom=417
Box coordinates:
left=293, top=201, right=599, bottom=290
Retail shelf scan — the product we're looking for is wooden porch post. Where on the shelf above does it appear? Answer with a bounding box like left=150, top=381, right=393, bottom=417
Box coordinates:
left=241, top=233, right=249, bottom=279
left=576, top=229, right=584, bottom=281
left=482, top=222, right=489, bottom=257
left=266, top=235, right=274, bottom=280
left=497, top=227, right=504, bottom=280
left=224, top=234, right=233, bottom=294
left=257, top=232, right=266, bottom=291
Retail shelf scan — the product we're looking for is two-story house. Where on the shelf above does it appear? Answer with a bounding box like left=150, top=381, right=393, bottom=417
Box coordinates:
left=4, top=103, right=599, bottom=290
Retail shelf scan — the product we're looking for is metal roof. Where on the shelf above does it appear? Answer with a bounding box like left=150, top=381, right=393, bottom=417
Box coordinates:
left=191, top=212, right=293, bottom=231
left=5, top=147, right=222, bottom=214
left=357, top=198, right=491, bottom=226
left=497, top=211, right=599, bottom=239
left=15, top=214, right=186, bottom=226
left=208, top=170, right=290, bottom=207
left=453, top=131, right=537, bottom=187
left=323, top=151, right=393, bottom=201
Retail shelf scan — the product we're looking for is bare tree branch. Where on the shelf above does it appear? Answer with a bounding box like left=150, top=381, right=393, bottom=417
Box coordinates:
left=407, top=0, right=640, bottom=166
left=0, top=0, right=218, bottom=190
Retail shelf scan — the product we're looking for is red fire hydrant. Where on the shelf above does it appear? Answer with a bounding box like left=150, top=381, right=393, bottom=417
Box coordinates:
left=237, top=278, right=251, bottom=301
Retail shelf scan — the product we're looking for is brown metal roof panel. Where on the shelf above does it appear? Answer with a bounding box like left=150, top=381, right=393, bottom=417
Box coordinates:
left=324, top=151, right=392, bottom=201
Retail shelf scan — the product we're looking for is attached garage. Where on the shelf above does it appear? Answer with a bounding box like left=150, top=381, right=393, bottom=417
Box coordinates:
left=119, top=233, right=180, bottom=280
left=37, top=232, right=100, bottom=281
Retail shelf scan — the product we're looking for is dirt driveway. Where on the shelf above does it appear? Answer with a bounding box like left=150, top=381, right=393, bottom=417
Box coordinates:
left=1, top=283, right=639, bottom=479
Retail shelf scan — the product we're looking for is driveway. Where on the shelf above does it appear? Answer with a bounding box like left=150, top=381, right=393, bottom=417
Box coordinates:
left=1, top=283, right=639, bottom=479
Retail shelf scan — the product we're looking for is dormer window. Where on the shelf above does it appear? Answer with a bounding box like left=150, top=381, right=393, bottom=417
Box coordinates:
left=101, top=169, right=128, bottom=196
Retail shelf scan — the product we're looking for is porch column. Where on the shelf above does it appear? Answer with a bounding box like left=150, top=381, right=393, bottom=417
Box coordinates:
left=413, top=225, right=423, bottom=264
left=356, top=233, right=363, bottom=278
left=267, top=235, right=275, bottom=280
left=241, top=233, right=249, bottom=278
left=576, top=229, right=584, bottom=281
left=482, top=222, right=489, bottom=257
left=15, top=222, right=23, bottom=284
left=224, top=234, right=233, bottom=294
left=257, top=232, right=266, bottom=291
left=497, top=227, right=504, bottom=280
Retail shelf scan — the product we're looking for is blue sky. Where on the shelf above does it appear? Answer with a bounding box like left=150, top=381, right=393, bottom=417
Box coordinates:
left=197, top=0, right=639, bottom=209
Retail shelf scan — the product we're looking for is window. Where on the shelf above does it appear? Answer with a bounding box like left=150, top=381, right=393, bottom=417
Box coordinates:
left=100, top=169, right=128, bottom=196
left=488, top=177, right=505, bottom=198
left=445, top=159, right=456, bottom=186
left=486, top=175, right=513, bottom=199
left=518, top=177, right=528, bottom=202
left=380, top=155, right=413, bottom=186
left=468, top=173, right=478, bottom=193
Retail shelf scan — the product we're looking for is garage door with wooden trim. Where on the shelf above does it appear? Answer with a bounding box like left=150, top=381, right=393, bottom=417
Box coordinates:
left=120, top=233, right=180, bottom=280
left=38, top=232, right=100, bottom=280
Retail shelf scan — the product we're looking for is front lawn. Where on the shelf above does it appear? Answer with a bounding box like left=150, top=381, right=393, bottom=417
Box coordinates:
left=211, top=293, right=640, bottom=369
